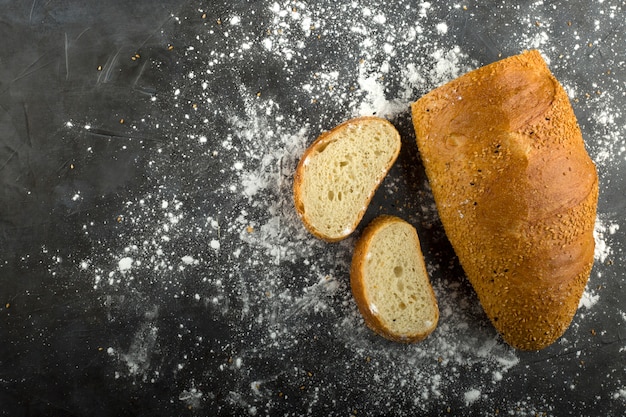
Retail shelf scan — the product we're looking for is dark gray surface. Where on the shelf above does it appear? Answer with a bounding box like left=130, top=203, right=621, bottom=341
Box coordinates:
left=1, top=1, right=624, bottom=416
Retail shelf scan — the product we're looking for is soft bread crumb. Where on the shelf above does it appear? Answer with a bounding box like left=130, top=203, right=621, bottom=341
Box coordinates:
left=351, top=215, right=439, bottom=343
left=293, top=117, right=401, bottom=242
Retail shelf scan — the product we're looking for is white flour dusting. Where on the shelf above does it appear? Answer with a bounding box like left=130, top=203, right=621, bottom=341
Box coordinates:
left=118, top=257, right=133, bottom=273
left=594, top=217, right=619, bottom=264
left=464, top=388, right=482, bottom=405
left=50, top=0, right=624, bottom=415
left=179, top=386, right=205, bottom=409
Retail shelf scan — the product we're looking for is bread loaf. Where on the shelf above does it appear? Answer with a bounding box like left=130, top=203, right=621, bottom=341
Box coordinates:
left=350, top=215, right=439, bottom=343
left=293, top=117, right=401, bottom=242
left=411, top=50, right=598, bottom=350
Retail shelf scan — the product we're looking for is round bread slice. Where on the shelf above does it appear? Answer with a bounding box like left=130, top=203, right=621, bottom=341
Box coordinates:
left=293, top=117, right=401, bottom=242
left=350, top=215, right=439, bottom=343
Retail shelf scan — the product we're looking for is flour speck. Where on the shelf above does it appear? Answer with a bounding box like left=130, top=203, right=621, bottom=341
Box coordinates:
left=464, top=389, right=482, bottom=405
left=118, top=257, right=133, bottom=273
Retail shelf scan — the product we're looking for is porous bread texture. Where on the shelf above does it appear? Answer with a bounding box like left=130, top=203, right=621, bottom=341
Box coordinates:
left=293, top=117, right=401, bottom=242
left=351, top=215, right=439, bottom=343
left=411, top=49, right=598, bottom=350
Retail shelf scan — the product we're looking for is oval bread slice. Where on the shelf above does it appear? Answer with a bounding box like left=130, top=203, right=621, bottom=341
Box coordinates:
left=293, top=117, right=401, bottom=242
left=350, top=215, right=439, bottom=343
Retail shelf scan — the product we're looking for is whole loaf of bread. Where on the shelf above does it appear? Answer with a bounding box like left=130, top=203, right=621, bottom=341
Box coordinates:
left=411, top=50, right=599, bottom=350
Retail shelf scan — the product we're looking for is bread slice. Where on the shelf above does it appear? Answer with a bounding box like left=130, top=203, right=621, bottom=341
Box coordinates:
left=293, top=117, right=401, bottom=242
left=350, top=215, right=439, bottom=343
left=411, top=50, right=598, bottom=350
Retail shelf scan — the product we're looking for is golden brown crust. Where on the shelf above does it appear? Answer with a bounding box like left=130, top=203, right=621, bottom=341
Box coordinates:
left=411, top=50, right=598, bottom=350
left=350, top=215, right=439, bottom=343
left=293, top=116, right=401, bottom=242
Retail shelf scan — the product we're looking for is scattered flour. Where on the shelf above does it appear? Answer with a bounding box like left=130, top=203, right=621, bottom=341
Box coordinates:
left=118, top=257, right=133, bottom=273
left=181, top=255, right=196, bottom=265
left=464, top=388, right=482, bottom=405
left=179, top=387, right=204, bottom=409
left=613, top=387, right=626, bottom=400
left=118, top=318, right=159, bottom=380
left=578, top=288, right=600, bottom=309
left=594, top=217, right=619, bottom=263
